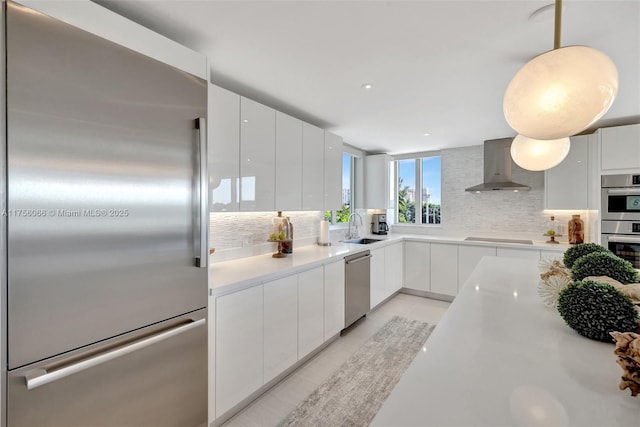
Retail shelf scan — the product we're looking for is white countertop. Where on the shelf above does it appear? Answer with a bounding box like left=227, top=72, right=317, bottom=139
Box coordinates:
left=208, top=233, right=567, bottom=295
left=371, top=256, right=639, bottom=427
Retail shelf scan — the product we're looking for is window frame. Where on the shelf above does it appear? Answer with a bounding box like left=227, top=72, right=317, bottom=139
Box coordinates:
left=394, top=151, right=441, bottom=226
left=325, top=150, right=358, bottom=225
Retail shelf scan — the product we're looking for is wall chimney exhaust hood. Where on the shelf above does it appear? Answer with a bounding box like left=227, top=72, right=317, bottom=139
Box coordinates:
left=465, top=138, right=531, bottom=192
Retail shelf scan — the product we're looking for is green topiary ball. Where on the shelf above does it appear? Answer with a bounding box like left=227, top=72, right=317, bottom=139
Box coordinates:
left=563, top=242, right=610, bottom=269
left=571, top=251, right=639, bottom=283
left=557, top=280, right=638, bottom=342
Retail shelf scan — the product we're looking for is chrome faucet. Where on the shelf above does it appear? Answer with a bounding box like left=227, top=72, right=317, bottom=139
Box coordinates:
left=345, top=212, right=363, bottom=240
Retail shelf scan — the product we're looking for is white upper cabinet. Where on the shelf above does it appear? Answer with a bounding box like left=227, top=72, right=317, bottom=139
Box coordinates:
left=324, top=131, right=343, bottom=211
left=208, top=84, right=345, bottom=213
left=544, top=134, right=589, bottom=210
left=601, top=124, right=640, bottom=173
left=239, top=97, right=276, bottom=212
left=302, top=123, right=325, bottom=211
left=365, top=154, right=393, bottom=209
left=209, top=84, right=240, bottom=212
left=275, top=112, right=303, bottom=211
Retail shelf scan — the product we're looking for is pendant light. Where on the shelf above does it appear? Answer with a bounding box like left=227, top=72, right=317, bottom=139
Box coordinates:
left=510, top=134, right=570, bottom=171
left=503, top=0, right=618, bottom=140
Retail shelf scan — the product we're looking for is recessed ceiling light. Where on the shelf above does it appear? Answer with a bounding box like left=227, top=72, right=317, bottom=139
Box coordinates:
left=361, top=83, right=373, bottom=90
left=423, top=132, right=430, bottom=137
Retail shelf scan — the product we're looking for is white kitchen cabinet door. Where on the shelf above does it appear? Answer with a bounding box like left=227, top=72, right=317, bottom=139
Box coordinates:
left=302, top=123, right=325, bottom=211
left=458, top=245, right=496, bottom=291
left=324, top=131, right=343, bottom=211
left=601, top=124, right=640, bottom=172
left=430, top=243, right=458, bottom=296
left=240, top=97, right=275, bottom=212
left=404, top=241, right=431, bottom=291
left=215, top=285, right=263, bottom=417
left=544, top=134, right=589, bottom=210
left=324, top=260, right=345, bottom=339
left=298, top=267, right=325, bottom=359
left=275, top=112, right=302, bottom=211
left=263, top=275, right=298, bottom=384
left=496, top=247, right=541, bottom=260
left=370, top=247, right=386, bottom=309
left=208, top=84, right=240, bottom=212
left=384, top=242, right=404, bottom=296
left=365, top=154, right=393, bottom=209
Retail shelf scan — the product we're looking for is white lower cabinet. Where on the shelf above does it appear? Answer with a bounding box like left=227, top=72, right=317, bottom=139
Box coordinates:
left=213, top=239, right=568, bottom=421
left=496, top=247, right=541, bottom=260
left=263, top=275, right=298, bottom=384
left=404, top=241, right=431, bottom=292
left=370, top=247, right=386, bottom=309
left=298, top=267, right=325, bottom=358
left=384, top=242, right=404, bottom=295
left=430, top=243, right=458, bottom=296
left=458, top=245, right=496, bottom=290
left=215, top=285, right=264, bottom=416
left=324, top=260, right=345, bottom=339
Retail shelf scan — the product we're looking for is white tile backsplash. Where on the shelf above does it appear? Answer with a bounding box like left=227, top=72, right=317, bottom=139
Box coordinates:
left=441, top=145, right=545, bottom=234
left=209, top=211, right=324, bottom=262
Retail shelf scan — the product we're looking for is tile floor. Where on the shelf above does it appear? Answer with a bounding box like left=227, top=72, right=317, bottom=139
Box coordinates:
left=222, top=293, right=451, bottom=427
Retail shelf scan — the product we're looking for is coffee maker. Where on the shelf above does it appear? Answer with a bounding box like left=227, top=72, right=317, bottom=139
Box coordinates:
left=371, top=213, right=389, bottom=235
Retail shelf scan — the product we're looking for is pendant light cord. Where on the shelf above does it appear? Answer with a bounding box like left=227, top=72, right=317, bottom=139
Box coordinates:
left=554, top=0, right=562, bottom=49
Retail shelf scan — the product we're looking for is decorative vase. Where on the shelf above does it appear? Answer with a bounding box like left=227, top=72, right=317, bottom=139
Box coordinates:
left=568, top=215, right=584, bottom=244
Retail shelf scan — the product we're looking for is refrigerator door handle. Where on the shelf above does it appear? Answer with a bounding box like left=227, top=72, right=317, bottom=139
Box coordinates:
left=195, top=117, right=208, bottom=268
left=24, top=318, right=206, bottom=390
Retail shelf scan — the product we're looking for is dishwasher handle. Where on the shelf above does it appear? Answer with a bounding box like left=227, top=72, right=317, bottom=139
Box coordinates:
left=345, top=254, right=372, bottom=265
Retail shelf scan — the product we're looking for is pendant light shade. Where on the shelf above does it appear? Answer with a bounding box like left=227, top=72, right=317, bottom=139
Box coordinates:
left=504, top=46, right=618, bottom=140
left=510, top=134, right=571, bottom=171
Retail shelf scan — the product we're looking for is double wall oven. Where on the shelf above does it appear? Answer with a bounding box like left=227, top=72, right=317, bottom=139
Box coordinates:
left=601, top=174, right=640, bottom=269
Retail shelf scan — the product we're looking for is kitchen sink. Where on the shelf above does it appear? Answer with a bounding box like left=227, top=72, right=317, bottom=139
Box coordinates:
left=345, top=238, right=383, bottom=244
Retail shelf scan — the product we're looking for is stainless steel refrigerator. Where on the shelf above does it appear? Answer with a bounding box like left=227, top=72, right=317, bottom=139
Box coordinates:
left=2, top=1, right=208, bottom=425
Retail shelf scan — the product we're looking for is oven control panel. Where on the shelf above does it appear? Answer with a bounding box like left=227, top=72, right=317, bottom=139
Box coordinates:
left=634, top=223, right=640, bottom=233
left=634, top=175, right=640, bottom=185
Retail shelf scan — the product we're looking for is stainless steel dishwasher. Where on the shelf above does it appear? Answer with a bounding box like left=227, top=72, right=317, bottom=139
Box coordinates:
left=344, top=250, right=372, bottom=329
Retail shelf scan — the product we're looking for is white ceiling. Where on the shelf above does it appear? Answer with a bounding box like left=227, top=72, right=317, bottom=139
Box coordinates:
left=94, top=0, right=640, bottom=155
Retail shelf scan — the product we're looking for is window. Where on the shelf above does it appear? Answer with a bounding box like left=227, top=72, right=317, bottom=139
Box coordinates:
left=325, top=152, right=354, bottom=223
left=397, top=155, right=441, bottom=225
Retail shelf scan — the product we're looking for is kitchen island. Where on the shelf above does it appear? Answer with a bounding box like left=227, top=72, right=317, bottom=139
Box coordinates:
left=372, top=256, right=639, bottom=426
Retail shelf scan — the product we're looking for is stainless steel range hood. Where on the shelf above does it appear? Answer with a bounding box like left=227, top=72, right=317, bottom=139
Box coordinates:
left=465, top=138, right=531, bottom=192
